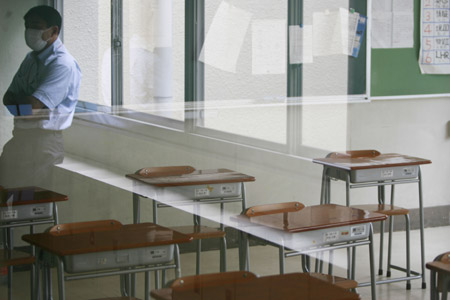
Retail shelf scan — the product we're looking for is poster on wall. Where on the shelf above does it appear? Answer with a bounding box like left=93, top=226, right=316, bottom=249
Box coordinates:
left=419, top=0, right=450, bottom=74
left=372, top=0, right=414, bottom=48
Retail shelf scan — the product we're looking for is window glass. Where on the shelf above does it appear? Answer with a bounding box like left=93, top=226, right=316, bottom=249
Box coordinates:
left=122, top=0, right=185, bottom=121
left=201, top=0, right=288, bottom=144
left=64, top=0, right=112, bottom=107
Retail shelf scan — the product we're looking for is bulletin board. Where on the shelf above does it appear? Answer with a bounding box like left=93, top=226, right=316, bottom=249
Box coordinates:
left=370, top=0, right=450, bottom=98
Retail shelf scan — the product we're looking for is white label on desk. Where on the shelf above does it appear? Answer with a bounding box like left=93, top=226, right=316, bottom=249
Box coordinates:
left=1, top=210, right=17, bottom=220
left=195, top=188, right=210, bottom=197
left=402, top=167, right=415, bottom=176
left=220, top=184, right=236, bottom=195
left=32, top=206, right=46, bottom=215
left=323, top=231, right=339, bottom=242
left=381, top=169, right=394, bottom=178
left=351, top=225, right=366, bottom=237
left=150, top=249, right=167, bottom=259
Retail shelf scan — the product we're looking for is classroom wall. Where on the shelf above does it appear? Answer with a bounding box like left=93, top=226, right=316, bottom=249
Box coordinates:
left=0, top=0, right=449, bottom=235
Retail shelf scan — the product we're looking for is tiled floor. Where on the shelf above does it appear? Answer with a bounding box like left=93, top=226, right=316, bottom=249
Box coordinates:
left=1, top=226, right=449, bottom=299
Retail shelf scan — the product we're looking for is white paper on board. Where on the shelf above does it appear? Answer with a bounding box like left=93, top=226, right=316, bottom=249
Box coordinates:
left=199, top=1, right=253, bottom=73
left=313, top=9, right=346, bottom=56
left=393, top=12, right=414, bottom=48
left=289, top=25, right=313, bottom=64
left=393, top=0, right=414, bottom=12
left=289, top=25, right=303, bottom=64
left=252, top=19, right=286, bottom=74
left=371, top=0, right=414, bottom=49
left=371, top=12, right=393, bottom=48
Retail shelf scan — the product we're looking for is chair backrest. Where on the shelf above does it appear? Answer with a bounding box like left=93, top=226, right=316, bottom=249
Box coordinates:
left=48, top=220, right=122, bottom=236
left=171, top=271, right=257, bottom=291
left=326, top=150, right=380, bottom=159
left=244, top=202, right=305, bottom=217
left=435, top=251, right=450, bottom=263
left=135, top=166, right=195, bottom=178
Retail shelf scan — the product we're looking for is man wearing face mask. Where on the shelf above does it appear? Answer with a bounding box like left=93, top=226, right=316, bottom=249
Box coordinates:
left=0, top=5, right=81, bottom=189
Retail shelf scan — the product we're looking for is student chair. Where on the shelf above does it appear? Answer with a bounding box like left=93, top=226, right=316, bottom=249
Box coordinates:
left=0, top=249, right=36, bottom=300
left=427, top=251, right=450, bottom=300
left=351, top=204, right=412, bottom=289
left=169, top=225, right=227, bottom=273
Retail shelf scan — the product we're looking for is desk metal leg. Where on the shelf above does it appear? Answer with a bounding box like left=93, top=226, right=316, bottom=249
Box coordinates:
left=53, top=203, right=59, bottom=225
left=369, top=224, right=377, bottom=300
left=441, top=275, right=449, bottom=300
left=418, top=168, right=426, bottom=289
left=47, top=264, right=53, bottom=300
left=278, top=246, right=285, bottom=274
left=238, top=231, right=249, bottom=271
left=194, top=214, right=202, bottom=275
left=320, top=168, right=327, bottom=205
left=152, top=199, right=158, bottom=224
left=220, top=236, right=227, bottom=272
left=326, top=174, right=331, bottom=205
left=328, top=250, right=334, bottom=275
left=345, top=173, right=352, bottom=279
left=144, top=271, right=151, bottom=300
left=174, top=244, right=181, bottom=278
left=151, top=198, right=161, bottom=288
left=241, top=182, right=247, bottom=212
left=56, top=256, right=65, bottom=300
left=34, top=248, right=41, bottom=300
left=378, top=184, right=385, bottom=276
left=351, top=246, right=357, bottom=281
left=429, top=270, right=437, bottom=300
left=133, top=193, right=141, bottom=224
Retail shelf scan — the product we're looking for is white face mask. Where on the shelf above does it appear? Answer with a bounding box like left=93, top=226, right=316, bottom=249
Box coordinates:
left=25, top=28, right=51, bottom=52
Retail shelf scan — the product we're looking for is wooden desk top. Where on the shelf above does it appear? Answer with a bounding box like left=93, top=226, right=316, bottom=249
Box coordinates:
left=0, top=186, right=68, bottom=207
left=169, top=273, right=360, bottom=300
left=126, top=168, right=255, bottom=187
left=22, top=223, right=192, bottom=257
left=313, top=153, right=431, bottom=171
left=246, top=204, right=386, bottom=233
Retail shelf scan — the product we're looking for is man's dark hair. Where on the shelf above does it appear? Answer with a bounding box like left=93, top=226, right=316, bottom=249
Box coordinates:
left=24, top=5, right=62, bottom=33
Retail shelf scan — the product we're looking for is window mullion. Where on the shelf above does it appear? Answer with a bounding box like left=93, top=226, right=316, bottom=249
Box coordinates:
left=185, top=0, right=205, bottom=132
left=111, top=0, right=123, bottom=107
left=287, top=0, right=303, bottom=154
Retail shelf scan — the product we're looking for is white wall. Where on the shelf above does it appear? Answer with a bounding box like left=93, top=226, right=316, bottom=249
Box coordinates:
left=0, top=0, right=44, bottom=149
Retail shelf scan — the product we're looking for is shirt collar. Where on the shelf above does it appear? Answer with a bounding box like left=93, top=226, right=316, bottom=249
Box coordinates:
left=36, top=38, right=63, bottom=65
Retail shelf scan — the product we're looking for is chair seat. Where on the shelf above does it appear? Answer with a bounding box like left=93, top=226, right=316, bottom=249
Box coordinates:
left=170, top=225, right=225, bottom=240
left=0, top=250, right=35, bottom=267
left=351, top=204, right=409, bottom=216
left=310, top=273, right=358, bottom=290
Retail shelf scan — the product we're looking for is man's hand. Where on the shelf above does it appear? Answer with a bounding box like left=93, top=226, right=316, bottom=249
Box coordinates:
left=3, top=91, right=46, bottom=115
left=29, top=96, right=45, bottom=109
